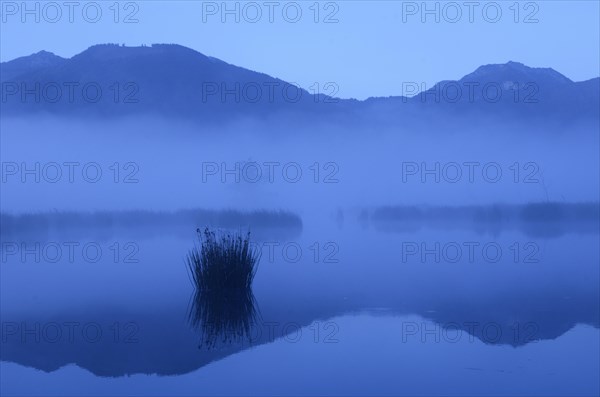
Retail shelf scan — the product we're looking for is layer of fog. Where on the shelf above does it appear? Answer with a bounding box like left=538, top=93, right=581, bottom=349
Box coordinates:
left=1, top=116, right=598, bottom=216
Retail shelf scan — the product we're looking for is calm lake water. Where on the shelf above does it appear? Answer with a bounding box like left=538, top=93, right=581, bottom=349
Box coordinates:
left=1, top=207, right=598, bottom=396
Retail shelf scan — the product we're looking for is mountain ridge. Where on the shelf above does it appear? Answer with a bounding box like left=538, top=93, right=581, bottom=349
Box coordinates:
left=2, top=44, right=590, bottom=92
left=1, top=44, right=598, bottom=122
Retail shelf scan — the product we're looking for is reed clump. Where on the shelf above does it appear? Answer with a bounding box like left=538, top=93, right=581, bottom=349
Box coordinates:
left=187, top=227, right=260, bottom=292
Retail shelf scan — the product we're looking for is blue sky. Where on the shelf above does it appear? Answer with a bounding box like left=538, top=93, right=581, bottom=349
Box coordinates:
left=1, top=0, right=598, bottom=99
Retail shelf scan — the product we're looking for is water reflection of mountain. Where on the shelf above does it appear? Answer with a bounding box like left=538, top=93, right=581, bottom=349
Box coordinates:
left=2, top=273, right=597, bottom=377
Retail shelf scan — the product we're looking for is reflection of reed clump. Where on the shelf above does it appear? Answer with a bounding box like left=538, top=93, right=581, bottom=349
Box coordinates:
left=188, top=289, right=258, bottom=349
left=186, top=228, right=261, bottom=349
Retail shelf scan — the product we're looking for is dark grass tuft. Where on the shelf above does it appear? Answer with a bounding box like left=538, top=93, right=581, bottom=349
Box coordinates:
left=187, top=227, right=261, bottom=292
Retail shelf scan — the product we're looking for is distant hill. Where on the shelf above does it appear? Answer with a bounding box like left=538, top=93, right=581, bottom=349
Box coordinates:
left=1, top=44, right=598, bottom=122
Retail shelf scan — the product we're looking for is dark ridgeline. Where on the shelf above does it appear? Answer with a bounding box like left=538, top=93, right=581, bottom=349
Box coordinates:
left=0, top=43, right=352, bottom=122
left=1, top=44, right=598, bottom=124
left=186, top=228, right=261, bottom=349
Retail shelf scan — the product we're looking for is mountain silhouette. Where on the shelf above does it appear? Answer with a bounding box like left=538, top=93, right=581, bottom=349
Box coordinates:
left=1, top=44, right=598, bottom=122
left=0, top=50, right=66, bottom=81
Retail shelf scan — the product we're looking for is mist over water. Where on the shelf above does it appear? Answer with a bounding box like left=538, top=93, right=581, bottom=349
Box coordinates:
left=2, top=116, right=598, bottom=213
